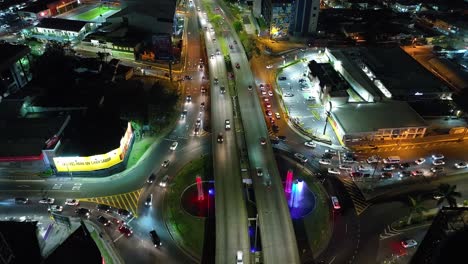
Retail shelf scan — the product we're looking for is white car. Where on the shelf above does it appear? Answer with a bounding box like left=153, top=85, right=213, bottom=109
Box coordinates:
left=266, top=65, right=273, bottom=69
left=331, top=196, right=341, bottom=210
left=268, top=90, right=273, bottom=97
left=367, top=156, right=379, bottom=163
left=455, top=162, right=468, bottom=169
left=170, top=141, right=178, bottom=150
left=432, top=154, right=444, bottom=160
left=328, top=168, right=340, bottom=175
left=304, top=141, right=316, bottom=148
left=401, top=239, right=418, bottom=248
left=236, top=250, right=243, bottom=264
left=162, top=160, right=170, bottom=168
left=358, top=165, right=372, bottom=171
left=275, top=112, right=280, bottom=119
left=414, top=158, right=426, bottom=165
left=339, top=164, right=353, bottom=171
left=261, top=90, right=267, bottom=95
left=65, top=199, right=80, bottom=206
left=432, top=159, right=445, bottom=166
left=294, top=153, right=308, bottom=163
left=225, top=119, right=231, bottom=130
left=319, top=159, right=332, bottom=165
left=39, top=198, right=55, bottom=204
left=48, top=205, right=63, bottom=212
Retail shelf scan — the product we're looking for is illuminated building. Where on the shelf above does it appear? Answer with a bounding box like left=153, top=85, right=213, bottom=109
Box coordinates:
left=0, top=43, right=32, bottom=98
left=261, top=0, right=295, bottom=39
left=33, top=18, right=92, bottom=42
left=17, top=0, right=78, bottom=21
left=292, top=0, right=320, bottom=35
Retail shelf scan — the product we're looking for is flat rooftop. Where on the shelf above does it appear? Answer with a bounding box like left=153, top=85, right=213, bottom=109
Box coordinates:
left=332, top=101, right=427, bottom=134
left=362, top=47, right=450, bottom=98
left=36, top=18, right=88, bottom=32
left=0, top=116, right=67, bottom=157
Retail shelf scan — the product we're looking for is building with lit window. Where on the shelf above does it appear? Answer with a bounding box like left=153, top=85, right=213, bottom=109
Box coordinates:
left=292, top=0, right=320, bottom=35
left=17, top=0, right=78, bottom=21
left=261, top=0, right=295, bottom=39
left=0, top=43, right=32, bottom=99
left=33, top=18, right=92, bottom=42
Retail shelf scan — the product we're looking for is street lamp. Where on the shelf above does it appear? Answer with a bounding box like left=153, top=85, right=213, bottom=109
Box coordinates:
left=323, top=101, right=332, bottom=135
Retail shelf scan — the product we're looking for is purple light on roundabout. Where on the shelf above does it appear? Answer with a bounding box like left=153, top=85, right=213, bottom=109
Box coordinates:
left=208, top=189, right=214, bottom=195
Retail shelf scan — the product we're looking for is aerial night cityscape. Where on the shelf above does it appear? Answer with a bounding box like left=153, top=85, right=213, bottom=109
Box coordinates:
left=0, top=0, right=467, bottom=263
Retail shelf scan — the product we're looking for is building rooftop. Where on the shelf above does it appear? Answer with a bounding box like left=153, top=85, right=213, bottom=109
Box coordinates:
left=332, top=101, right=427, bottom=134
left=362, top=47, right=450, bottom=99
left=36, top=18, right=88, bottom=32
left=0, top=116, right=67, bottom=157
left=0, top=43, right=30, bottom=72
left=20, top=3, right=48, bottom=13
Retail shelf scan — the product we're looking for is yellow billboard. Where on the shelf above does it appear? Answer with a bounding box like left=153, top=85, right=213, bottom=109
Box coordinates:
left=53, top=122, right=134, bottom=172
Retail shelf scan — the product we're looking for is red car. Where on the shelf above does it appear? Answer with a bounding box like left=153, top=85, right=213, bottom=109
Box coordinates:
left=350, top=172, right=363, bottom=177
left=118, top=225, right=133, bottom=237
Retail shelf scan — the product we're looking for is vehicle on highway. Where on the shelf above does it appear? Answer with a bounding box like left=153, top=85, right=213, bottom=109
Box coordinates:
left=229, top=44, right=233, bottom=49
left=268, top=90, right=273, bottom=97
left=328, top=168, right=340, bottom=175
left=432, top=154, right=444, bottom=160
left=331, top=196, right=341, bottom=210
left=383, top=164, right=396, bottom=171
left=194, top=127, right=200, bottom=135
left=248, top=85, right=252, bottom=91
left=170, top=141, right=178, bottom=150
left=415, top=158, right=426, bottom=165
left=75, top=208, right=90, bottom=218
left=185, top=95, right=192, bottom=103
left=304, top=141, right=316, bottom=148
left=381, top=172, right=393, bottom=179
left=180, top=110, right=187, bottom=119
left=294, top=153, right=308, bottom=163
left=214, top=77, right=218, bottom=84
left=201, top=86, right=206, bottom=93
left=150, top=230, right=162, bottom=248
left=196, top=118, right=201, bottom=127
left=225, top=119, right=231, bottom=130
left=283, top=92, right=294, bottom=97
left=220, top=86, right=226, bottom=94
left=399, top=171, right=411, bottom=178
left=350, top=172, right=363, bottom=177
left=264, top=102, right=271, bottom=108
left=39, top=198, right=55, bottom=204
left=266, top=65, right=273, bottom=69
left=259, top=83, right=264, bottom=89
left=279, top=76, right=287, bottom=80
left=431, top=166, right=444, bottom=173
left=383, top=156, right=401, bottom=164
left=147, top=174, right=156, bottom=183
left=261, top=90, right=267, bottom=95
left=210, top=54, right=214, bottom=59
left=411, top=170, right=424, bottom=177
left=217, top=133, right=224, bottom=143
left=256, top=167, right=263, bottom=177
left=237, top=250, right=243, bottom=264
left=339, top=164, right=353, bottom=171
left=400, top=162, right=410, bottom=169
left=200, top=102, right=205, bottom=110
left=216, top=49, right=220, bottom=55
left=97, top=216, right=111, bottom=226
left=97, top=204, right=111, bottom=212
left=65, top=199, right=79, bottom=206
left=233, top=40, right=237, bottom=44
left=455, top=162, right=468, bottom=169
left=265, top=110, right=272, bottom=116
left=145, top=194, right=153, bottom=206
left=367, top=155, right=379, bottom=163
left=260, top=137, right=266, bottom=145
left=401, top=239, right=417, bottom=248
left=325, top=149, right=337, bottom=156
left=319, top=159, right=331, bottom=165
left=159, top=175, right=169, bottom=187
left=162, top=160, right=170, bottom=168
left=235, top=63, right=240, bottom=69
left=275, top=112, right=280, bottom=119
left=48, top=205, right=63, bottom=212
left=15, top=197, right=29, bottom=204
left=432, top=159, right=445, bottom=166
left=118, top=224, right=133, bottom=237
left=272, top=124, right=279, bottom=132
left=117, top=209, right=132, bottom=219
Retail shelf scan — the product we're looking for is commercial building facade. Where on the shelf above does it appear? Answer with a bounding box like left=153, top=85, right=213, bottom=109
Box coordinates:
left=292, top=0, right=319, bottom=35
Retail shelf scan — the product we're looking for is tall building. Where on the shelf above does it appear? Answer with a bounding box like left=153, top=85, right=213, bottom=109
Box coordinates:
left=292, top=0, right=320, bottom=35
left=262, top=0, right=295, bottom=39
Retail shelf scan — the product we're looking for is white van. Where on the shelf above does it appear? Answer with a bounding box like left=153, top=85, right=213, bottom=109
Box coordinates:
left=383, top=156, right=401, bottom=164
left=236, top=250, right=243, bottom=264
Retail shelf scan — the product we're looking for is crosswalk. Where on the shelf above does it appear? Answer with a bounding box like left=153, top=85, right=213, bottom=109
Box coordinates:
left=339, top=177, right=371, bottom=216
left=81, top=189, right=143, bottom=217
left=379, top=224, right=402, bottom=240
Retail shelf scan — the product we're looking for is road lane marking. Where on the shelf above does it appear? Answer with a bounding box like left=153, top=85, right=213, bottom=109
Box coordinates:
left=113, top=233, right=124, bottom=243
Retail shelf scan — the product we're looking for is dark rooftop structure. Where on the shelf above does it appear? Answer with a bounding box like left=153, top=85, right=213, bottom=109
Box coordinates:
left=363, top=47, right=450, bottom=100
left=309, top=60, right=349, bottom=93
left=0, top=221, right=42, bottom=264
left=20, top=3, right=49, bottom=13
left=0, top=43, right=30, bottom=71
left=36, top=18, right=88, bottom=32
left=58, top=112, right=127, bottom=157
left=44, top=222, right=102, bottom=264
left=0, top=116, right=67, bottom=157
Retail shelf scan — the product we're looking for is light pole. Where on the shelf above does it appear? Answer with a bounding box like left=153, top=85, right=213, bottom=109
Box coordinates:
left=323, top=101, right=332, bottom=135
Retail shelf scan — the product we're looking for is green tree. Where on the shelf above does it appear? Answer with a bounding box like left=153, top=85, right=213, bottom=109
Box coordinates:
left=436, top=183, right=462, bottom=208
left=233, top=20, right=243, bottom=33
left=406, top=195, right=427, bottom=225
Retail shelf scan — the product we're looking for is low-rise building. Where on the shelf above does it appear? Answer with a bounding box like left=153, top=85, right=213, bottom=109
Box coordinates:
left=330, top=101, right=428, bottom=143
left=0, top=43, right=32, bottom=98
left=33, top=18, right=91, bottom=42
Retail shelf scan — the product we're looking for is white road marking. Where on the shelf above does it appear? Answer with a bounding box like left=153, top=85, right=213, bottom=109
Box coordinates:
left=113, top=233, right=124, bottom=243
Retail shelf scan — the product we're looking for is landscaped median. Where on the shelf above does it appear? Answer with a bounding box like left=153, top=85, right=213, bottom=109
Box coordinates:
left=163, top=155, right=213, bottom=259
